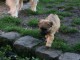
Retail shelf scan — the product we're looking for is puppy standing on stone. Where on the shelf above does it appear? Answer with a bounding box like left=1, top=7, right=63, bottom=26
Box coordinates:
left=6, top=0, right=39, bottom=17
left=38, top=14, right=60, bottom=47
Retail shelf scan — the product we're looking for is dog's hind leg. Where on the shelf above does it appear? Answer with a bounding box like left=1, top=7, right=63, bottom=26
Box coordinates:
left=30, top=0, right=39, bottom=12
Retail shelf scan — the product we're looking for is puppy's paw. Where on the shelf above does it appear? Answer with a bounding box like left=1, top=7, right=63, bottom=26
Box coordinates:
left=44, top=46, right=51, bottom=50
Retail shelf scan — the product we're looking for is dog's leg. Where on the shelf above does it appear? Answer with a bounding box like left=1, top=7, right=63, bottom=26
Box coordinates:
left=30, top=0, right=39, bottom=12
left=6, top=0, right=14, bottom=14
left=45, top=34, right=54, bottom=47
left=11, top=8, right=18, bottom=17
left=19, top=0, right=23, bottom=10
left=11, top=0, right=20, bottom=17
left=6, top=0, right=19, bottom=17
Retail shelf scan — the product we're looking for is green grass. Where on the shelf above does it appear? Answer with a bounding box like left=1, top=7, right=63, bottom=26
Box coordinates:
left=52, top=37, right=80, bottom=52
left=46, top=4, right=53, bottom=8
left=0, top=45, right=40, bottom=60
left=60, top=25, right=78, bottom=33
left=3, top=26, right=41, bottom=38
left=23, top=9, right=39, bottom=15
left=72, top=17, right=80, bottom=26
left=27, top=18, right=39, bottom=27
left=64, top=6, right=74, bottom=11
left=73, top=43, right=80, bottom=53
left=40, top=0, right=54, bottom=3
left=52, top=37, right=73, bottom=52
left=0, top=16, right=21, bottom=30
left=0, top=16, right=41, bottom=38
left=56, top=11, right=72, bottom=17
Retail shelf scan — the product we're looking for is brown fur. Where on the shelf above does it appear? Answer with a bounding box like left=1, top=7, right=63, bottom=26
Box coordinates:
left=38, top=14, right=60, bottom=47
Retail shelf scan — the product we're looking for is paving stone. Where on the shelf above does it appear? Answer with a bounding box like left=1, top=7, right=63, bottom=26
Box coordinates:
left=13, top=36, right=42, bottom=54
left=35, top=46, right=62, bottom=60
left=59, top=52, right=80, bottom=60
left=0, top=32, right=21, bottom=43
left=0, top=30, right=5, bottom=35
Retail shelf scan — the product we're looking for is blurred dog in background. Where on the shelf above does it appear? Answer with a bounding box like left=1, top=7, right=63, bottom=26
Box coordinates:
left=6, top=0, right=39, bottom=17
left=38, top=14, right=60, bottom=47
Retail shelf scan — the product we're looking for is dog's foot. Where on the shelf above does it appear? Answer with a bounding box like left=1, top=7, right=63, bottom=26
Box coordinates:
left=11, top=14, right=18, bottom=18
left=31, top=7, right=37, bottom=12
left=44, top=46, right=51, bottom=50
left=11, top=11, right=18, bottom=18
left=11, top=12, right=18, bottom=18
left=7, top=11, right=18, bottom=17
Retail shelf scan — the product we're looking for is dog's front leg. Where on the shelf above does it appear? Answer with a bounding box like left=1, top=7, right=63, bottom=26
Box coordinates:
left=9, top=5, right=18, bottom=17
left=11, top=8, right=18, bottom=17
left=6, top=0, right=19, bottom=17
left=30, top=0, right=39, bottom=12
left=19, top=0, right=23, bottom=10
left=45, top=34, right=54, bottom=47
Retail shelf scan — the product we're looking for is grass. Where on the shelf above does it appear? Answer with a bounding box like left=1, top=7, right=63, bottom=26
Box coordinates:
left=3, top=26, right=41, bottom=38
left=0, top=16, right=41, bottom=38
left=46, top=4, right=53, bottom=8
left=23, top=9, right=39, bottom=15
left=72, top=17, right=80, bottom=26
left=40, top=0, right=54, bottom=3
left=0, top=45, right=40, bottom=60
left=52, top=37, right=80, bottom=52
left=60, top=25, right=78, bottom=34
left=52, top=37, right=72, bottom=52
left=55, top=11, right=72, bottom=17
left=27, top=18, right=39, bottom=27
left=73, top=43, right=80, bottom=53
left=64, top=6, right=74, bottom=11
left=0, top=16, right=21, bottom=30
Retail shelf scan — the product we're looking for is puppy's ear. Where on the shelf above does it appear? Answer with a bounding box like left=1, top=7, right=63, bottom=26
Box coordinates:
left=38, top=19, right=44, bottom=27
left=49, top=21, right=53, bottom=27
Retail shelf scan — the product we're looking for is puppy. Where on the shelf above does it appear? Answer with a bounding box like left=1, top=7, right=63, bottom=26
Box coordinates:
left=6, top=0, right=39, bottom=17
left=38, top=14, right=60, bottom=47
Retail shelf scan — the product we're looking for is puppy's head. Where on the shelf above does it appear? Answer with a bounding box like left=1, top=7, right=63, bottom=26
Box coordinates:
left=38, top=19, right=53, bottom=35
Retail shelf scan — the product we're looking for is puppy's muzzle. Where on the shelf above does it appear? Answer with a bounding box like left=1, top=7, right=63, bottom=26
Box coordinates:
left=40, top=27, right=48, bottom=36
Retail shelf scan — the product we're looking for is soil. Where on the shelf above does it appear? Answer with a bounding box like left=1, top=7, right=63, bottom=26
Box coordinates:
left=0, top=1, right=80, bottom=46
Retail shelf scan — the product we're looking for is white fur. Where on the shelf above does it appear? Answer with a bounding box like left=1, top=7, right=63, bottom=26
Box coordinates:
left=6, top=0, right=39, bottom=17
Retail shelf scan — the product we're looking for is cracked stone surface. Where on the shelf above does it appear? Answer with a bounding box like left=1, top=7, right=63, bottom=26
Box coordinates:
left=35, top=46, right=62, bottom=60
left=0, top=32, right=20, bottom=43
left=13, top=36, right=42, bottom=54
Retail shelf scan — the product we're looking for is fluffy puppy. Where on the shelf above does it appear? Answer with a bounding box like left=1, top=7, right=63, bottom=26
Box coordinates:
left=38, top=14, right=60, bottom=47
left=6, top=0, right=39, bottom=17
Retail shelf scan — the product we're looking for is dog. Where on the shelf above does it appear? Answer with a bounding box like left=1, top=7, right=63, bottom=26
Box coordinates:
left=6, top=0, right=39, bottom=17
left=38, top=14, right=60, bottom=47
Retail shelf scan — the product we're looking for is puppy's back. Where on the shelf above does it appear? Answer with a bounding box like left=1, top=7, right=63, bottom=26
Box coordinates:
left=46, top=14, right=60, bottom=28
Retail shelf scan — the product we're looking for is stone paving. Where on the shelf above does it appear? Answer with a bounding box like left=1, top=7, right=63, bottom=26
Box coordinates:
left=0, top=31, right=80, bottom=60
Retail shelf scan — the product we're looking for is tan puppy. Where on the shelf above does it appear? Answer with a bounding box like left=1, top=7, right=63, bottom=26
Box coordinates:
left=6, top=0, right=39, bottom=17
left=38, top=14, right=60, bottom=47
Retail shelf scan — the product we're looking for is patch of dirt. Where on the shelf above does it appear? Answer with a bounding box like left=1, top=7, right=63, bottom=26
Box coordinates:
left=0, top=2, right=8, bottom=17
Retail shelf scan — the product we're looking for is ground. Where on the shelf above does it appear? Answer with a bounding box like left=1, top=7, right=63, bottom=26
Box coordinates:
left=0, top=0, right=80, bottom=60
left=0, top=0, right=80, bottom=51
